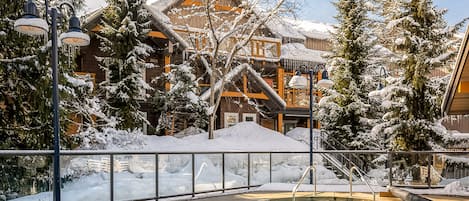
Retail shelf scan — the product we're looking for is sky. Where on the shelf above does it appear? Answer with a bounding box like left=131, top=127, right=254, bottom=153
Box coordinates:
left=299, top=0, right=469, bottom=28
left=84, top=0, right=469, bottom=31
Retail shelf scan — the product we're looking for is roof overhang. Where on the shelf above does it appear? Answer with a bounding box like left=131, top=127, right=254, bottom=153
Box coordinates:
left=201, top=63, right=286, bottom=112
left=442, top=25, right=469, bottom=115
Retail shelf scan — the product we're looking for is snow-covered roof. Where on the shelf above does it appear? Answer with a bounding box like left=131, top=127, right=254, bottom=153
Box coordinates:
left=200, top=64, right=286, bottom=111
left=282, top=18, right=335, bottom=40
left=442, top=25, right=469, bottom=115
left=150, top=0, right=181, bottom=12
left=265, top=17, right=305, bottom=40
left=143, top=4, right=190, bottom=49
left=281, top=43, right=328, bottom=63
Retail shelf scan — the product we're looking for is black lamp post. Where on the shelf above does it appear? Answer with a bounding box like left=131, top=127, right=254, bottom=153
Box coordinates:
left=14, top=1, right=90, bottom=200
left=288, top=64, right=333, bottom=184
left=377, top=67, right=388, bottom=90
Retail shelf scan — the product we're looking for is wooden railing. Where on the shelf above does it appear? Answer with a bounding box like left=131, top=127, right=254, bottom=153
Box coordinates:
left=174, top=29, right=281, bottom=60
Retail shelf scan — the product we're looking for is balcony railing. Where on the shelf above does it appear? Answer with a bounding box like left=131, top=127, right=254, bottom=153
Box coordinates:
left=2, top=150, right=469, bottom=200
left=174, top=29, right=281, bottom=60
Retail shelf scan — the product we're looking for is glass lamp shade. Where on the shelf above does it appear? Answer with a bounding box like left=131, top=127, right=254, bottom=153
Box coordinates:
left=288, top=75, right=308, bottom=89
left=317, top=79, right=334, bottom=89
left=14, top=17, right=48, bottom=36
left=60, top=31, right=90, bottom=46
left=60, top=16, right=90, bottom=46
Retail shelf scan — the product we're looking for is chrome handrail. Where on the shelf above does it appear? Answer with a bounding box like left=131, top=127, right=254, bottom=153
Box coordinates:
left=350, top=166, right=376, bottom=201
left=292, top=165, right=317, bottom=201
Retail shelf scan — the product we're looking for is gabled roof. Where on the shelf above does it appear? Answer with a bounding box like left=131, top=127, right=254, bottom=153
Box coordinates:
left=442, top=25, right=469, bottom=115
left=200, top=64, right=286, bottom=112
left=82, top=2, right=189, bottom=50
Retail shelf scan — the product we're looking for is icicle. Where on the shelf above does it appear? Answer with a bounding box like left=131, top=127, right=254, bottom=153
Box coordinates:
left=68, top=44, right=71, bottom=69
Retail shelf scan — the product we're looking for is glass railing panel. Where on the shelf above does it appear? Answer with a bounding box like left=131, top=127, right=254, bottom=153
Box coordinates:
left=194, top=154, right=222, bottom=192
left=250, top=153, right=270, bottom=186
left=60, top=155, right=111, bottom=201
left=158, top=154, right=192, bottom=197
left=113, top=154, right=156, bottom=200
left=1, top=155, right=53, bottom=201
left=271, top=153, right=308, bottom=183
left=224, top=153, right=248, bottom=189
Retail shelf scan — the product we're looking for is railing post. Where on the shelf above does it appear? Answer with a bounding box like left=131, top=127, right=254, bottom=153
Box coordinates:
left=247, top=153, right=251, bottom=189
left=156, top=153, right=159, bottom=200
left=388, top=151, right=393, bottom=187
left=110, top=154, right=114, bottom=201
left=427, top=154, right=432, bottom=188
left=222, top=153, right=225, bottom=193
left=192, top=153, right=195, bottom=197
left=269, top=152, right=272, bottom=183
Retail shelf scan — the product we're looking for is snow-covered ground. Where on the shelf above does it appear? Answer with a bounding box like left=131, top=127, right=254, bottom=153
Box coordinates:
left=10, top=123, right=469, bottom=200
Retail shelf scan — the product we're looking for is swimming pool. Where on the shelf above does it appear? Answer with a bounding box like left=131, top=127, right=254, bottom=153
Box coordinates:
left=270, top=197, right=371, bottom=201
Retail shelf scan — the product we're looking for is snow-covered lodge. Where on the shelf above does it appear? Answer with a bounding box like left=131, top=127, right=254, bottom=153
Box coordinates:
left=72, top=0, right=334, bottom=135
left=72, top=0, right=467, bottom=135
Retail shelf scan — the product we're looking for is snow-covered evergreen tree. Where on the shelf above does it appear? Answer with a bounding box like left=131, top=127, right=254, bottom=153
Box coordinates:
left=371, top=0, right=466, bottom=151
left=0, top=0, right=87, bottom=195
left=154, top=63, right=208, bottom=134
left=97, top=0, right=154, bottom=130
left=318, top=0, right=378, bottom=149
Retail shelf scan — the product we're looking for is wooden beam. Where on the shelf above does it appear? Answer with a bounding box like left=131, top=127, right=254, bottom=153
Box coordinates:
left=221, top=91, right=269, bottom=100
left=458, top=81, right=469, bottom=93
left=91, top=25, right=102, bottom=32
left=277, top=67, right=284, bottom=99
left=148, top=31, right=168, bottom=39
left=243, top=74, right=248, bottom=93
left=277, top=114, right=283, bottom=134
left=92, top=25, right=168, bottom=39
left=165, top=55, right=171, bottom=90
left=181, top=0, right=242, bottom=12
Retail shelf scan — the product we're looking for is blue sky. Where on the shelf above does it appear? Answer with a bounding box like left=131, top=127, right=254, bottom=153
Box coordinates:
left=299, top=0, right=469, bottom=29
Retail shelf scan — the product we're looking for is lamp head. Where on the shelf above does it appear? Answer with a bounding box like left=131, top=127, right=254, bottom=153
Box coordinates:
left=288, top=70, right=308, bottom=89
left=14, top=0, right=48, bottom=36
left=317, top=69, right=334, bottom=89
left=60, top=16, right=90, bottom=46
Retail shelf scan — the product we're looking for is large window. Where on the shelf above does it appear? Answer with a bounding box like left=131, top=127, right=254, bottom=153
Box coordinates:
left=224, top=112, right=239, bottom=128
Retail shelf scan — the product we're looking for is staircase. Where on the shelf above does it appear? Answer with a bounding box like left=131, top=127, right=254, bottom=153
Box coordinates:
left=316, top=132, right=367, bottom=181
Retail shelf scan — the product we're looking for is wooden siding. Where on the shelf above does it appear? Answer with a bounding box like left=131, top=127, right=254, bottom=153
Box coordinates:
left=305, top=38, right=330, bottom=51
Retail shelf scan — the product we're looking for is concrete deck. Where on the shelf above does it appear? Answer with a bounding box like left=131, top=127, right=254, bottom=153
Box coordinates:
left=193, top=192, right=400, bottom=201
left=193, top=191, right=468, bottom=201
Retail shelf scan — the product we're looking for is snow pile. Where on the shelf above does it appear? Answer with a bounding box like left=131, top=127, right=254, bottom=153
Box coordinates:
left=285, top=127, right=321, bottom=147
left=182, top=122, right=308, bottom=152
left=79, top=127, right=146, bottom=150
left=173, top=126, right=205, bottom=138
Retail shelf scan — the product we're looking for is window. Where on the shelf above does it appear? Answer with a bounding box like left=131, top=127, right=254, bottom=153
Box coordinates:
left=242, top=113, right=257, bottom=123
left=224, top=112, right=239, bottom=128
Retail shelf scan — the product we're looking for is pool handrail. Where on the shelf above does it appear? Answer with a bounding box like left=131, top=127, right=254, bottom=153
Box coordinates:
left=350, top=166, right=376, bottom=201
left=292, top=164, right=317, bottom=201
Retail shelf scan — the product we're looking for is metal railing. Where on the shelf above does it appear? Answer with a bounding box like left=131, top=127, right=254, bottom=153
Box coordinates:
left=292, top=165, right=317, bottom=201
left=2, top=150, right=469, bottom=200
left=350, top=166, right=376, bottom=201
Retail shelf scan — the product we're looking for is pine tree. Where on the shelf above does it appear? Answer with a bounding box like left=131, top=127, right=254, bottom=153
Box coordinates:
left=154, top=63, right=208, bottom=134
left=97, top=0, right=154, bottom=130
left=0, top=0, right=86, bottom=195
left=372, top=0, right=466, bottom=151
left=318, top=0, right=377, bottom=149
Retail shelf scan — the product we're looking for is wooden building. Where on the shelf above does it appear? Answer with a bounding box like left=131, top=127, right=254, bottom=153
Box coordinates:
left=75, top=0, right=331, bottom=135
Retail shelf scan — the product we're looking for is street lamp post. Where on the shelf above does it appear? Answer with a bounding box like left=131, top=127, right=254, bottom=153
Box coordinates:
left=288, top=64, right=333, bottom=184
left=377, top=66, right=388, bottom=90
left=14, top=1, right=90, bottom=200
